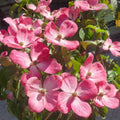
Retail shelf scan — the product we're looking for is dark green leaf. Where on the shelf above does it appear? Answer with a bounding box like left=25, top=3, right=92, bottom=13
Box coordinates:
left=0, top=66, right=17, bottom=88
left=79, top=28, right=85, bottom=41
left=97, top=106, right=108, bottom=119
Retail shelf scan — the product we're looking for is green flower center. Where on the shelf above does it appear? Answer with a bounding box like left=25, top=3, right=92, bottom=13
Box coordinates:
left=98, top=92, right=104, bottom=96
left=40, top=89, right=46, bottom=95
left=86, top=72, right=92, bottom=79
left=108, top=45, right=111, bottom=49
left=56, top=34, right=62, bottom=41
left=19, top=42, right=24, bottom=46
left=72, top=92, right=77, bottom=97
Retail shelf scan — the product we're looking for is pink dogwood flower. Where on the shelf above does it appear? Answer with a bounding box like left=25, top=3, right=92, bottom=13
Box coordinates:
left=80, top=53, right=107, bottom=83
left=103, top=38, right=120, bottom=57
left=28, top=0, right=54, bottom=20
left=74, top=0, right=108, bottom=12
left=87, top=0, right=108, bottom=10
left=3, top=29, right=37, bottom=49
left=44, top=20, right=79, bottom=50
left=4, top=15, right=43, bottom=36
left=25, top=75, right=62, bottom=113
left=56, top=6, right=79, bottom=26
left=58, top=72, right=97, bottom=118
left=9, top=41, right=62, bottom=74
left=94, top=82, right=119, bottom=109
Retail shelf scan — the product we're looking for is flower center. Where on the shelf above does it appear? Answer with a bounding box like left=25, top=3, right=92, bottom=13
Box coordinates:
left=19, top=42, right=24, bottom=46
left=56, top=34, right=62, bottom=41
left=108, top=45, right=111, bottom=49
left=32, top=61, right=38, bottom=66
left=72, top=92, right=77, bottom=97
left=40, top=89, right=46, bottom=95
left=98, top=92, right=104, bottom=96
left=86, top=72, right=92, bottom=79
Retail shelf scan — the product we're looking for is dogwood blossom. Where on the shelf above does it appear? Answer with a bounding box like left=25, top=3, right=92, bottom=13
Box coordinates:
left=28, top=0, right=54, bottom=20
left=103, top=38, right=120, bottom=57
left=9, top=41, right=62, bottom=74
left=74, top=0, right=108, bottom=12
left=44, top=20, right=79, bottom=50
left=94, top=82, right=119, bottom=109
left=25, top=75, right=62, bottom=113
left=3, top=29, right=37, bottom=49
left=2, top=14, right=44, bottom=49
left=56, top=6, right=79, bottom=26
left=80, top=53, right=107, bottom=83
left=58, top=72, right=97, bottom=118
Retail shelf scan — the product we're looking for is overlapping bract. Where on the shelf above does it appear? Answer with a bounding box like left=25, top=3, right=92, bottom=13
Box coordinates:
left=57, top=72, right=97, bottom=118
left=74, top=0, right=108, bottom=12
left=80, top=53, right=107, bottom=83
left=9, top=41, right=62, bottom=74
left=44, top=20, right=79, bottom=50
left=103, top=38, right=120, bottom=57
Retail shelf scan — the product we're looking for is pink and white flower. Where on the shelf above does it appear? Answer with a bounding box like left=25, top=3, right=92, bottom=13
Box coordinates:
left=25, top=75, right=62, bottom=113
left=9, top=41, right=62, bottom=74
left=28, top=0, right=54, bottom=20
left=80, top=53, right=107, bottom=83
left=103, top=38, right=120, bottom=57
left=74, top=0, right=108, bottom=12
left=3, top=29, right=37, bottom=49
left=44, top=20, right=79, bottom=50
left=94, top=82, right=119, bottom=109
left=58, top=72, right=97, bottom=118
left=56, top=6, right=79, bottom=26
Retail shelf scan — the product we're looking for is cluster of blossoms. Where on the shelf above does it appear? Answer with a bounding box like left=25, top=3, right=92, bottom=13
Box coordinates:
left=0, top=0, right=120, bottom=119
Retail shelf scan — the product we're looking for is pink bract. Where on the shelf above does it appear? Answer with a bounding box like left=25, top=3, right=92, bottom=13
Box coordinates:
left=80, top=53, right=107, bottom=83
left=9, top=41, right=62, bottom=74
left=0, top=51, right=8, bottom=58
left=20, top=66, right=41, bottom=87
left=25, top=75, right=62, bottom=113
left=58, top=72, right=97, bottom=118
left=44, top=20, right=79, bottom=50
left=94, top=82, right=119, bottom=109
left=56, top=6, right=79, bottom=26
left=29, top=0, right=54, bottom=20
left=103, top=38, right=120, bottom=57
left=0, top=30, right=8, bottom=42
left=4, top=15, right=43, bottom=37
left=74, top=0, right=108, bottom=12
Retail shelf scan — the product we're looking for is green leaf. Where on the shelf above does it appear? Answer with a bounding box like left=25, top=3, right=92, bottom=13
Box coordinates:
left=112, top=80, right=120, bottom=89
left=113, top=64, right=120, bottom=75
left=68, top=59, right=81, bottom=73
left=98, top=106, right=108, bottom=119
left=66, top=111, right=73, bottom=120
left=10, top=3, right=19, bottom=18
left=85, top=28, right=94, bottom=40
left=80, top=41, right=97, bottom=50
left=86, top=25, right=109, bottom=35
left=0, top=66, right=17, bottom=88
left=79, top=28, right=85, bottom=41
left=68, top=1, right=74, bottom=7
left=107, top=70, right=116, bottom=82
